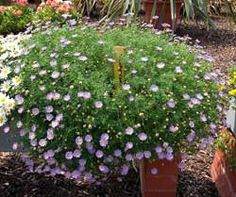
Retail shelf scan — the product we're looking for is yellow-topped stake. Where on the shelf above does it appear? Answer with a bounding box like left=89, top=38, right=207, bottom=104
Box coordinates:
left=113, top=46, right=125, bottom=91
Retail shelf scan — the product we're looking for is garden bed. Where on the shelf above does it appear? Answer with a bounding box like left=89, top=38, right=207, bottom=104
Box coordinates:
left=1, top=15, right=235, bottom=197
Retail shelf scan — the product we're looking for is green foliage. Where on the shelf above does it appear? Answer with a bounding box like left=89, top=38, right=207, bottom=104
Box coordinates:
left=0, top=5, right=33, bottom=35
left=6, top=24, right=220, bottom=175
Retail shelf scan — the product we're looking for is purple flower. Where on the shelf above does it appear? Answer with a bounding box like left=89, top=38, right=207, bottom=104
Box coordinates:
left=99, top=164, right=109, bottom=174
left=19, top=129, right=26, bottom=136
left=71, top=170, right=80, bottom=179
left=167, top=99, right=176, bottom=108
left=125, top=142, right=133, bottom=150
left=196, top=93, right=203, bottom=100
left=190, top=98, right=201, bottom=105
left=51, top=120, right=59, bottom=128
left=200, top=114, right=207, bottom=122
left=50, top=59, right=57, bottom=66
left=32, top=108, right=39, bottom=116
left=128, top=96, right=135, bottom=102
left=158, top=152, right=166, bottom=159
left=197, top=54, right=214, bottom=62
left=65, top=151, right=73, bottom=160
left=15, top=95, right=24, bottom=105
left=47, top=150, right=55, bottom=158
left=125, top=127, right=134, bottom=135
left=18, top=107, right=24, bottom=114
left=189, top=121, right=195, bottom=128
left=84, top=92, right=91, bottom=99
left=186, top=130, right=196, bottom=142
left=138, top=132, right=148, bottom=141
left=144, top=151, right=151, bottom=158
left=32, top=125, right=37, bottom=132
left=64, top=94, right=71, bottom=101
left=68, top=19, right=77, bottom=26
left=169, top=125, right=178, bottom=133
left=95, top=150, right=104, bottom=158
left=125, top=154, right=133, bottom=161
left=85, top=134, right=93, bottom=142
left=166, top=146, right=173, bottom=153
left=12, top=142, right=18, bottom=150
left=178, top=161, right=186, bottom=171
left=75, top=136, right=83, bottom=146
left=135, top=152, right=144, bottom=160
left=51, top=71, right=60, bottom=79
left=46, top=114, right=54, bottom=121
left=45, top=105, right=53, bottom=113
left=166, top=152, right=174, bottom=161
left=79, top=159, right=86, bottom=166
left=155, top=146, right=163, bottom=153
left=3, top=126, right=10, bottom=133
left=95, top=101, right=103, bottom=109
left=120, top=165, right=129, bottom=176
left=151, top=168, right=158, bottom=175
left=99, top=133, right=109, bottom=147
left=56, top=113, right=63, bottom=121
left=39, top=70, right=47, bottom=76
left=73, top=149, right=82, bottom=158
left=175, top=66, right=183, bottom=73
left=47, top=129, right=54, bottom=140
left=39, top=139, right=47, bottom=147
left=114, top=149, right=122, bottom=157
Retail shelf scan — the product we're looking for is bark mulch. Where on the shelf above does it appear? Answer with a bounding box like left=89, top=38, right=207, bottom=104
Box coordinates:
left=176, top=16, right=236, bottom=70
left=1, top=16, right=236, bottom=197
left=0, top=150, right=218, bottom=197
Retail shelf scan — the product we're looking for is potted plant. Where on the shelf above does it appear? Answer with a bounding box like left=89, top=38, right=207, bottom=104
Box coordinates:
left=142, top=0, right=215, bottom=30
left=211, top=129, right=236, bottom=197
left=211, top=70, right=236, bottom=197
left=0, top=23, right=220, bottom=196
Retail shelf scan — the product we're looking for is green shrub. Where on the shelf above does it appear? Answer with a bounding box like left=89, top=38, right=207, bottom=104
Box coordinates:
left=0, top=5, right=33, bottom=35
left=4, top=24, right=220, bottom=178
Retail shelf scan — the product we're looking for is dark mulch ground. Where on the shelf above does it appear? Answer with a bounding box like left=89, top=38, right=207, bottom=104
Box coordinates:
left=1, top=16, right=235, bottom=197
left=176, top=16, right=236, bottom=70
left=0, top=149, right=218, bottom=197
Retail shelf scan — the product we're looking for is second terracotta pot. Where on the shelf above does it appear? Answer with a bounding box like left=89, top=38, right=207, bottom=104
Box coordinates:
left=143, top=0, right=183, bottom=29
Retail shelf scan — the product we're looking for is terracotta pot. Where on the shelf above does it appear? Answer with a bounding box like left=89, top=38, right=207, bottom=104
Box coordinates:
left=211, top=129, right=236, bottom=197
left=143, top=0, right=183, bottom=29
left=140, top=155, right=180, bottom=197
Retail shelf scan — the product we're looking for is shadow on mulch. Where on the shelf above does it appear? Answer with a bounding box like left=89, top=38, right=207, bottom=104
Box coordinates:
left=0, top=153, right=219, bottom=197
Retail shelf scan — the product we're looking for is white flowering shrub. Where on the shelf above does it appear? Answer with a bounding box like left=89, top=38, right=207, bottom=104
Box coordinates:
left=3, top=24, right=221, bottom=179
left=0, top=34, right=31, bottom=127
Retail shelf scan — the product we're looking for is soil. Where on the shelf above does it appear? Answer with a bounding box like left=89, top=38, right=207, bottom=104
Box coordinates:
left=1, top=16, right=235, bottom=197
